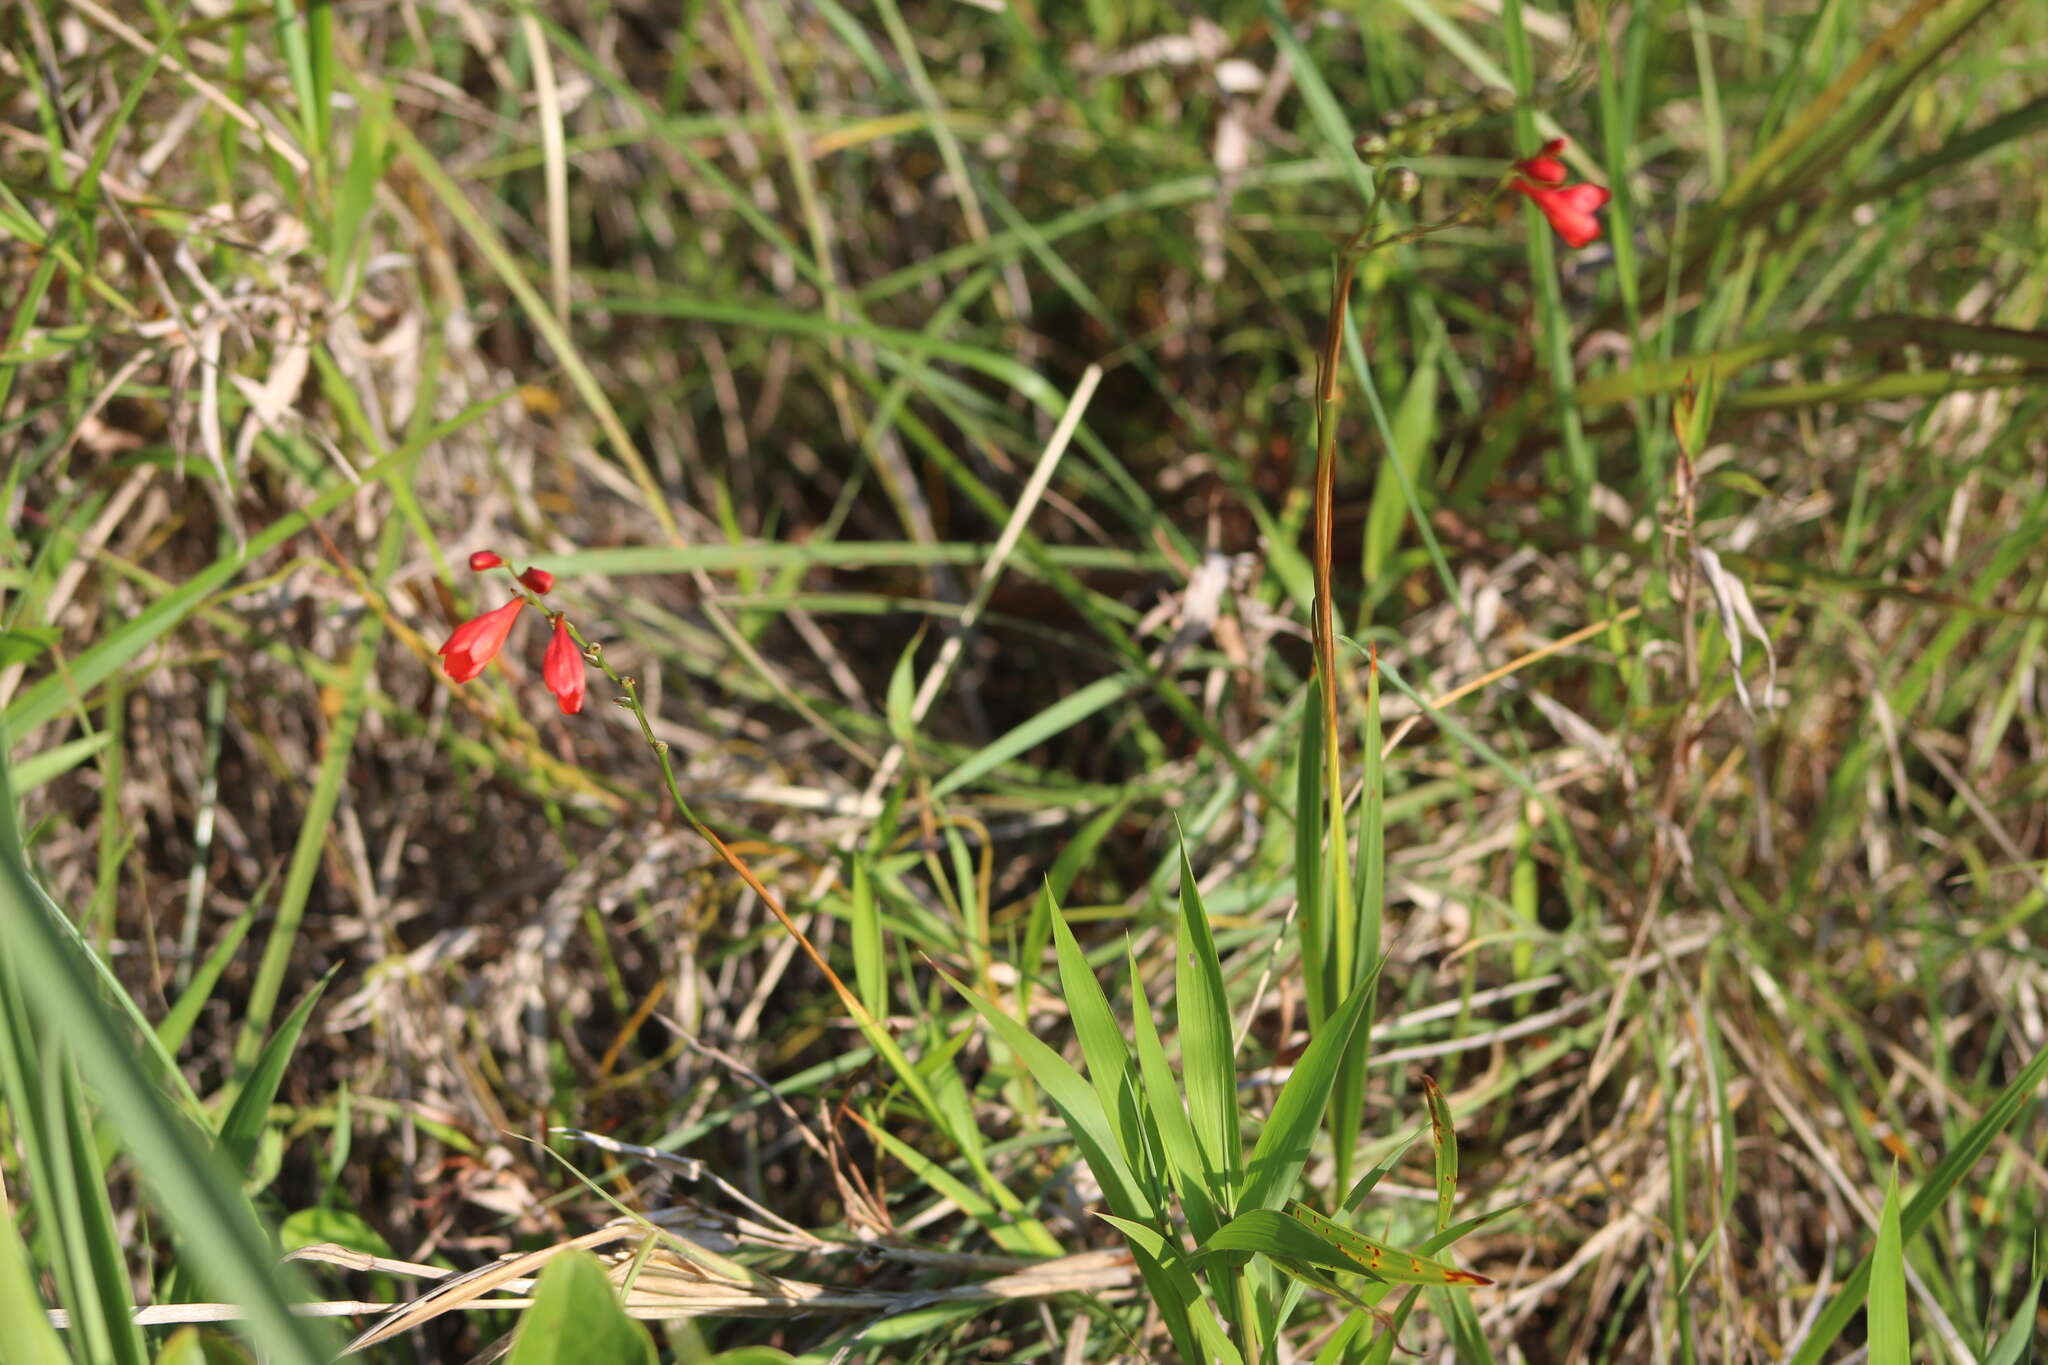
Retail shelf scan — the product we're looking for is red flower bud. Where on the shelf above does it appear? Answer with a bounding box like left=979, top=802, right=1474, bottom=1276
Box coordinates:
left=438, top=599, right=525, bottom=683
left=1514, top=138, right=1570, bottom=185
left=519, top=567, right=556, bottom=595
left=542, top=617, right=586, bottom=715
left=469, top=550, right=504, bottom=571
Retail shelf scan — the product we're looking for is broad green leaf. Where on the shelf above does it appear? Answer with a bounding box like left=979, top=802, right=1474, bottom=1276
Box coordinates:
left=1240, top=977, right=1372, bottom=1213
left=504, top=1251, right=656, bottom=1365
left=1128, top=951, right=1220, bottom=1242
left=1049, top=901, right=1145, bottom=1178
left=1175, top=842, right=1239, bottom=1196
left=1868, top=1169, right=1908, bottom=1365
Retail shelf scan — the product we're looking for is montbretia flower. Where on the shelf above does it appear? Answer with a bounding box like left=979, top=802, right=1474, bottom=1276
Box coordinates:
left=1514, top=138, right=1569, bottom=185
left=542, top=617, right=586, bottom=714
left=519, top=567, right=556, bottom=595
left=1511, top=177, right=1611, bottom=249
left=438, top=598, right=525, bottom=683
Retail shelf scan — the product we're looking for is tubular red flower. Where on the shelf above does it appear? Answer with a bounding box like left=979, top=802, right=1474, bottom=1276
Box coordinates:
left=468, top=550, right=504, bottom=571
left=438, top=598, right=525, bottom=683
left=1511, top=178, right=1611, bottom=249
left=542, top=617, right=586, bottom=715
left=1514, top=138, right=1569, bottom=185
left=519, top=567, right=556, bottom=595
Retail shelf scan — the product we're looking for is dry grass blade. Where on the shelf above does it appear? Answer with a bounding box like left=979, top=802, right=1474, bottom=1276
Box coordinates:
left=339, top=1221, right=1131, bottom=1352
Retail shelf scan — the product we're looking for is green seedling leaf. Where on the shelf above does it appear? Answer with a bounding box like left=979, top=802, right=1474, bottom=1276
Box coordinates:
left=219, top=970, right=333, bottom=1175
left=884, top=630, right=921, bottom=748
left=10, top=733, right=112, bottom=792
left=505, top=1250, right=656, bottom=1365
left=157, top=904, right=257, bottom=1056
left=1981, top=1266, right=2042, bottom=1365
left=1868, top=1168, right=1908, bottom=1365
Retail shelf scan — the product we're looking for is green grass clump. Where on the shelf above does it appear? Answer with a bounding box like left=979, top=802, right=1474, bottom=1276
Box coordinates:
left=3, top=0, right=2048, bottom=1360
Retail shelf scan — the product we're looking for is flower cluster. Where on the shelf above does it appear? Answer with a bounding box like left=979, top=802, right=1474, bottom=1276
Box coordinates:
left=1507, top=138, right=1611, bottom=249
left=438, top=551, right=586, bottom=714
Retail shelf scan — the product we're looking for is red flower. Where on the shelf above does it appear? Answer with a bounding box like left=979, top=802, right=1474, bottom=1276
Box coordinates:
left=1514, top=138, right=1569, bottom=185
left=469, top=550, right=504, bottom=571
left=438, top=598, right=525, bottom=683
left=542, top=617, right=586, bottom=714
left=1511, top=178, right=1611, bottom=249
left=519, top=567, right=556, bottom=595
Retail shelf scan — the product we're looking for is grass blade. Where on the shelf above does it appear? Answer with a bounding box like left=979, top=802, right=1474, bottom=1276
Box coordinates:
left=1423, top=1076, right=1458, bottom=1235
left=1241, top=978, right=1371, bottom=1213
left=1049, top=899, right=1146, bottom=1180
left=1868, top=1169, right=1909, bottom=1365
left=0, top=745, right=331, bottom=1362
left=1787, top=1039, right=2048, bottom=1364
left=1175, top=841, right=1241, bottom=1204
left=1129, top=951, right=1221, bottom=1242
left=218, top=971, right=332, bottom=1175
left=939, top=968, right=1152, bottom=1220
